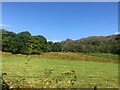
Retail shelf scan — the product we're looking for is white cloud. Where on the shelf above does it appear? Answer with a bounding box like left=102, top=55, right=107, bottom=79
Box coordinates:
left=47, top=40, right=61, bottom=43
left=114, top=32, right=120, bottom=35
left=0, top=24, right=9, bottom=27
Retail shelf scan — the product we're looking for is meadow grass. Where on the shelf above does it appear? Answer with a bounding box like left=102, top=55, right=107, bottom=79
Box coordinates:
left=1, top=52, right=119, bottom=88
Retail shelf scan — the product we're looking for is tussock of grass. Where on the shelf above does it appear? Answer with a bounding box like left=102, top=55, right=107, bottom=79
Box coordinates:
left=32, top=52, right=118, bottom=63
left=1, top=52, right=118, bottom=63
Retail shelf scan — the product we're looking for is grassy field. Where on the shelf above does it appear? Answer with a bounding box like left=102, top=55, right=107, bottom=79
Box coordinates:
left=1, top=52, right=119, bottom=88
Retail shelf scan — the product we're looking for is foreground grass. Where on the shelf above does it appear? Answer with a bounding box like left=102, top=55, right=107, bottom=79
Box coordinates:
left=1, top=52, right=119, bottom=88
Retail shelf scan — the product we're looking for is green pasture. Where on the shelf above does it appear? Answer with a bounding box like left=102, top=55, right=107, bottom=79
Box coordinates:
left=1, top=52, right=119, bottom=88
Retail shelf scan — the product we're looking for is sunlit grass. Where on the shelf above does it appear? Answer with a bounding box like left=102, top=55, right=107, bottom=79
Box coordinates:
left=1, top=52, right=119, bottom=88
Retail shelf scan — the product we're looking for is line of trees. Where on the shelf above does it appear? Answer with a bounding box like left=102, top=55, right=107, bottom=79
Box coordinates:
left=1, top=29, right=62, bottom=54
left=0, top=29, right=120, bottom=55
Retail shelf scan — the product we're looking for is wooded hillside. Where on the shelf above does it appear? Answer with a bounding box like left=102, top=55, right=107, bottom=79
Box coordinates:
left=0, top=29, right=120, bottom=55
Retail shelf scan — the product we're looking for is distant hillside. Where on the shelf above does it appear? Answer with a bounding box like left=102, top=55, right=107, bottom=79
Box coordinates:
left=0, top=29, right=120, bottom=54
left=61, top=34, right=120, bottom=54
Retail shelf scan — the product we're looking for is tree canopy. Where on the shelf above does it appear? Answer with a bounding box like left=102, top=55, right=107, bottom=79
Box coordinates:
left=1, top=29, right=120, bottom=55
